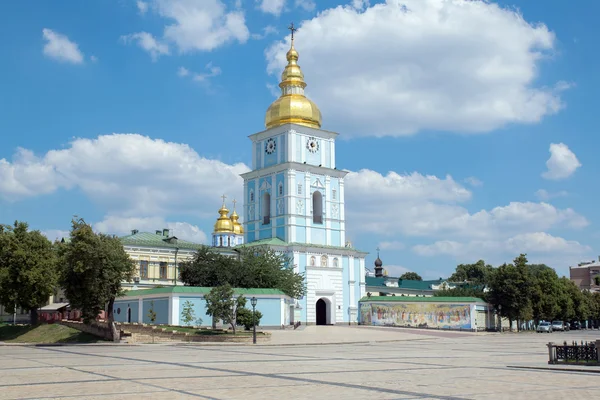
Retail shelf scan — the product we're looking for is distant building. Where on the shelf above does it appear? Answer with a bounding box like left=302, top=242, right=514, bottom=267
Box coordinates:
left=364, top=254, right=465, bottom=297
left=570, top=256, right=600, bottom=292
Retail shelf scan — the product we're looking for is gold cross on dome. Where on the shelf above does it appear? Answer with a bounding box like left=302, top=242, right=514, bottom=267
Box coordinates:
left=221, top=194, right=227, bottom=204
left=288, top=22, right=297, bottom=40
left=232, top=199, right=237, bottom=209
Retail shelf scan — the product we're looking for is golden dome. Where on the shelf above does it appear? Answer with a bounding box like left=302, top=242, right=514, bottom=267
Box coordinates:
left=230, top=200, right=244, bottom=235
left=265, top=35, right=322, bottom=130
left=214, top=201, right=234, bottom=233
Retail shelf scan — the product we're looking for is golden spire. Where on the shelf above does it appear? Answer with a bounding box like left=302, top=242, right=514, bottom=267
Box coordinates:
left=214, top=194, right=234, bottom=233
left=230, top=199, right=244, bottom=234
left=265, top=23, right=322, bottom=130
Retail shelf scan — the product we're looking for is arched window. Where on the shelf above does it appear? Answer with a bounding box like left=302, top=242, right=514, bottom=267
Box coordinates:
left=310, top=256, right=316, bottom=266
left=250, top=190, right=254, bottom=202
left=320, top=255, right=328, bottom=267
left=312, top=191, right=323, bottom=224
left=278, top=182, right=283, bottom=197
left=262, top=192, right=271, bottom=224
left=333, top=258, right=339, bottom=268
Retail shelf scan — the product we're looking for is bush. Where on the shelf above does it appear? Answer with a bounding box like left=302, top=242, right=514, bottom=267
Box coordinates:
left=236, top=307, right=262, bottom=330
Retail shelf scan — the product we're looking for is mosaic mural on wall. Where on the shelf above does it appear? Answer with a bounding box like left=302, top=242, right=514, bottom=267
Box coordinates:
left=360, top=302, right=472, bottom=329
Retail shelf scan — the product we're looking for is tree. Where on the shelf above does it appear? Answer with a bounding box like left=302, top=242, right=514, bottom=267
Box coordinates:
left=179, top=245, right=306, bottom=299
left=59, top=218, right=135, bottom=340
left=399, top=272, right=422, bottom=281
left=181, top=300, right=201, bottom=327
left=449, top=260, right=493, bottom=285
left=204, top=284, right=245, bottom=334
left=0, top=221, right=58, bottom=325
left=530, top=267, right=561, bottom=323
left=237, top=307, right=263, bottom=330
left=148, top=300, right=157, bottom=343
left=487, top=254, right=534, bottom=330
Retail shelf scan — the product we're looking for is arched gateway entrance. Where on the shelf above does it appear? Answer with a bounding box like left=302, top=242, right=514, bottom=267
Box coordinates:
left=316, top=298, right=329, bottom=325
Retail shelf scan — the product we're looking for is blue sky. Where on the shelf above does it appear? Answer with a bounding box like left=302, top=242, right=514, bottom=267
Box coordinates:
left=0, top=0, right=598, bottom=279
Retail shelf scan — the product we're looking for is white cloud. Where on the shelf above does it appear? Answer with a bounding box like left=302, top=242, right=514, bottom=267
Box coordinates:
left=464, top=177, right=483, bottom=187
left=177, top=66, right=190, bottom=77
left=94, top=216, right=208, bottom=244
left=542, top=142, right=581, bottom=180
left=41, top=229, right=70, bottom=242
left=145, top=0, right=250, bottom=53
left=192, top=62, right=222, bottom=82
left=178, top=63, right=222, bottom=84
left=535, top=189, right=568, bottom=201
left=265, top=0, right=566, bottom=137
left=120, top=31, right=170, bottom=61
left=382, top=265, right=411, bottom=277
left=137, top=1, right=149, bottom=14
left=251, top=25, right=278, bottom=40
left=345, top=169, right=588, bottom=241
left=378, top=241, right=405, bottom=250
left=295, top=0, right=315, bottom=12
left=42, top=28, right=84, bottom=64
left=0, top=134, right=249, bottom=218
left=413, top=232, right=592, bottom=266
left=258, top=0, right=286, bottom=15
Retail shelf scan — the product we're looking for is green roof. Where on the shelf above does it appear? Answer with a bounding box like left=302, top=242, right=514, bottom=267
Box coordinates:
left=122, top=286, right=287, bottom=297
left=119, top=231, right=204, bottom=250
left=365, top=276, right=449, bottom=291
left=360, top=296, right=486, bottom=303
left=237, top=237, right=367, bottom=253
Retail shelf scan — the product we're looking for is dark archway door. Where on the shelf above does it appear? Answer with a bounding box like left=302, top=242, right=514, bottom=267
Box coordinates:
left=127, top=308, right=132, bottom=323
left=316, top=299, right=327, bottom=325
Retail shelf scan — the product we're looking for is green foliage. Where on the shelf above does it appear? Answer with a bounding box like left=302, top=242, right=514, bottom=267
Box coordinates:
left=433, top=286, right=485, bottom=298
left=148, top=300, right=157, bottom=323
left=204, top=284, right=245, bottom=334
left=58, top=218, right=136, bottom=324
left=0, top=221, right=58, bottom=324
left=487, top=254, right=534, bottom=326
left=399, top=272, right=422, bottom=281
left=181, top=300, right=201, bottom=326
left=179, top=245, right=306, bottom=298
left=449, top=260, right=493, bottom=285
left=236, top=307, right=263, bottom=330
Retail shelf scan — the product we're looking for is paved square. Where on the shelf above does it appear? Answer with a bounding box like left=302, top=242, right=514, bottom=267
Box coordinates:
left=1, top=326, right=599, bottom=400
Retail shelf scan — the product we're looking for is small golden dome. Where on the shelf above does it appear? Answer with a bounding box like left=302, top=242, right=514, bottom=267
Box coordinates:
left=230, top=199, right=244, bottom=235
left=265, top=35, right=322, bottom=130
left=214, top=201, right=234, bottom=233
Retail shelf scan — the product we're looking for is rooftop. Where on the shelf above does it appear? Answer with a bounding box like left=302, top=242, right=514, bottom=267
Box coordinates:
left=119, top=230, right=204, bottom=250
left=365, top=276, right=453, bottom=291
left=236, top=237, right=367, bottom=253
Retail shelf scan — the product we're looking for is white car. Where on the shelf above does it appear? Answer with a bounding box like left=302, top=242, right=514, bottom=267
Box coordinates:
left=537, top=322, right=553, bottom=333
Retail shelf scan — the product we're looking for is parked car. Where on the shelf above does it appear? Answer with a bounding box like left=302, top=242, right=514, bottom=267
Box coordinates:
left=551, top=321, right=565, bottom=331
left=563, top=321, right=570, bottom=331
left=570, top=321, right=582, bottom=330
left=537, top=322, right=553, bottom=333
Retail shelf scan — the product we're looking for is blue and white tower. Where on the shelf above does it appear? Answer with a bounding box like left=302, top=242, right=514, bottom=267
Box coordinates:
left=241, top=25, right=367, bottom=325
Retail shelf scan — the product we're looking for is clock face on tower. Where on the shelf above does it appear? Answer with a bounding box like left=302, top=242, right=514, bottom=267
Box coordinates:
left=306, top=137, right=319, bottom=153
left=265, top=138, right=276, bottom=154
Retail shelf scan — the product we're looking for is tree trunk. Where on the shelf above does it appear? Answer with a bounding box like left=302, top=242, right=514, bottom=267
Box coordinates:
left=212, top=316, right=217, bottom=329
left=29, top=308, right=38, bottom=325
left=106, top=297, right=119, bottom=342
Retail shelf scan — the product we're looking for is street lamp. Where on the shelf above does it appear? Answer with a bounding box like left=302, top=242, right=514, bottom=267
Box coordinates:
left=250, top=297, right=257, bottom=344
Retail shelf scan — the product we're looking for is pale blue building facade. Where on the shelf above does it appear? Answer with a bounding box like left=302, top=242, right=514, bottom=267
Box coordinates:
left=240, top=36, right=367, bottom=325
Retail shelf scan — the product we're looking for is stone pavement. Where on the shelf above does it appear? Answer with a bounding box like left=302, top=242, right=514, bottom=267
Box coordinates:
left=1, top=326, right=599, bottom=400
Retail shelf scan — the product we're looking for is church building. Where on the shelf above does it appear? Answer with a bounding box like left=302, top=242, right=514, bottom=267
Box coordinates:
left=239, top=27, right=367, bottom=325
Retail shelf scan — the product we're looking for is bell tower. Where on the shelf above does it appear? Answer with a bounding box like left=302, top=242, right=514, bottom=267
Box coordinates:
left=240, top=25, right=366, bottom=326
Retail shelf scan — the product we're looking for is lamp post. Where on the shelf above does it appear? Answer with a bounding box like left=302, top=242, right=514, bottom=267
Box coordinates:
left=251, top=297, right=257, bottom=344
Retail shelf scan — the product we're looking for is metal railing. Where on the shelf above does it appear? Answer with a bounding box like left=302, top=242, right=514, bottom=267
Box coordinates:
left=548, top=341, right=599, bottom=365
